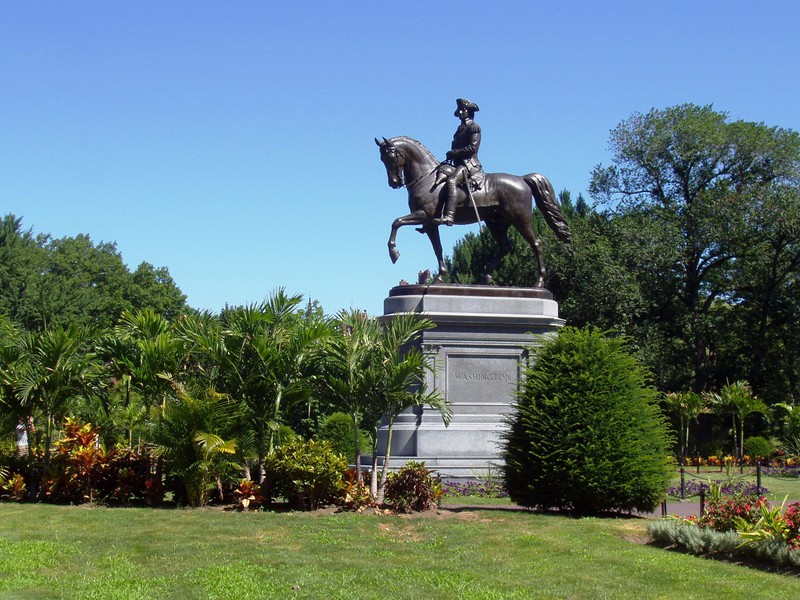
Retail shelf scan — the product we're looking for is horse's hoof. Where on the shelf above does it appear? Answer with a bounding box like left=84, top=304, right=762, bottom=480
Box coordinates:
left=482, top=274, right=493, bottom=285
left=389, top=247, right=400, bottom=264
left=534, top=278, right=545, bottom=287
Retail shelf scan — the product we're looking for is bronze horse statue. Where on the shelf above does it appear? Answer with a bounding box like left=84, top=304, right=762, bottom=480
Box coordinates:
left=376, top=136, right=572, bottom=286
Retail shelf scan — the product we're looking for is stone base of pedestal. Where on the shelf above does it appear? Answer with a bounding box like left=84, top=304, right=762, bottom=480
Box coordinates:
left=376, top=283, right=564, bottom=477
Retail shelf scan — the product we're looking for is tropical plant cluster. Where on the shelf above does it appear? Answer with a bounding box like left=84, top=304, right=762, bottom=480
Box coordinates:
left=649, top=486, right=800, bottom=569
left=382, top=460, right=440, bottom=513
left=0, top=291, right=448, bottom=510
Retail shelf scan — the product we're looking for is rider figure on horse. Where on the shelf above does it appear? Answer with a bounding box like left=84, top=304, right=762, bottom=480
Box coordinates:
left=434, top=98, right=485, bottom=225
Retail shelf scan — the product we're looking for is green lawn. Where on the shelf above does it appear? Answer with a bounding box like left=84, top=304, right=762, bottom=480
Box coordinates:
left=1, top=503, right=800, bottom=599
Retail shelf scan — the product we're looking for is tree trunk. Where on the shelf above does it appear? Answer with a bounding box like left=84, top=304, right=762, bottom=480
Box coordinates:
left=682, top=417, right=689, bottom=465
left=256, top=429, right=266, bottom=484
left=370, top=452, right=379, bottom=499
left=739, top=414, right=745, bottom=460
left=39, top=413, right=53, bottom=501
left=375, top=420, right=395, bottom=505
left=352, top=413, right=363, bottom=483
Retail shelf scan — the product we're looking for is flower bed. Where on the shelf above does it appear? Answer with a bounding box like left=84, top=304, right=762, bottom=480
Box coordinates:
left=762, top=465, right=800, bottom=479
left=666, top=479, right=767, bottom=499
left=649, top=488, right=800, bottom=570
left=441, top=479, right=508, bottom=498
left=679, top=453, right=798, bottom=468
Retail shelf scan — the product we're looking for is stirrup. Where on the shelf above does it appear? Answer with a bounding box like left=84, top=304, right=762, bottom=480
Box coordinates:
left=433, top=214, right=454, bottom=225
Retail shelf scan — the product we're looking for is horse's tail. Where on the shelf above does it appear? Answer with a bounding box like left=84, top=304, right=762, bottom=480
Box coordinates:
left=524, top=173, right=572, bottom=245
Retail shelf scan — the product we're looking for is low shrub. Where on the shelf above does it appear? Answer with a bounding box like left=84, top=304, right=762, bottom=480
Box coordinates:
left=339, top=468, right=374, bottom=511
left=699, top=492, right=766, bottom=532
left=234, top=479, right=264, bottom=510
left=763, top=464, right=800, bottom=478
left=384, top=461, right=439, bottom=513
left=648, top=514, right=800, bottom=568
left=441, top=479, right=508, bottom=498
left=263, top=438, right=347, bottom=510
left=1, top=473, right=26, bottom=501
left=315, top=413, right=371, bottom=462
left=666, top=479, right=767, bottom=499
left=648, top=519, right=740, bottom=555
left=743, top=436, right=773, bottom=460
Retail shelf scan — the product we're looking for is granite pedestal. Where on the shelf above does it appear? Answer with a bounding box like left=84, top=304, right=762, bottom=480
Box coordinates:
left=376, top=284, right=565, bottom=478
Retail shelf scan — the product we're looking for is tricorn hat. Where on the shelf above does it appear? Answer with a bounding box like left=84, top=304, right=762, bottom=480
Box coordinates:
left=454, top=98, right=480, bottom=116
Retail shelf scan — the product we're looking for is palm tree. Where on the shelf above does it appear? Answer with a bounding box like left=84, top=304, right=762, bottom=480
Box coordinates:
left=0, top=318, right=26, bottom=435
left=152, top=383, right=239, bottom=507
left=181, top=290, right=331, bottom=483
left=364, top=312, right=450, bottom=502
left=319, top=309, right=382, bottom=481
left=320, top=310, right=450, bottom=501
left=104, top=309, right=184, bottom=426
left=664, top=391, right=709, bottom=463
left=14, top=324, right=104, bottom=496
left=708, top=380, right=767, bottom=459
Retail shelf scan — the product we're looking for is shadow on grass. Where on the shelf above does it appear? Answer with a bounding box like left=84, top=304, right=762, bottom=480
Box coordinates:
left=440, top=503, right=653, bottom=519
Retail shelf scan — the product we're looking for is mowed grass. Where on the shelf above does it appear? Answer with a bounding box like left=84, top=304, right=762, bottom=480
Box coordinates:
left=2, top=504, right=800, bottom=599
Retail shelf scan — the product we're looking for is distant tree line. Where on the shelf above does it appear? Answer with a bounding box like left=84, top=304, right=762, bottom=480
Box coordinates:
left=0, top=214, right=188, bottom=331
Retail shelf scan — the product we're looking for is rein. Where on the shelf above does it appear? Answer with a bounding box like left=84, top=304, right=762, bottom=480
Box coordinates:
left=398, top=152, right=441, bottom=189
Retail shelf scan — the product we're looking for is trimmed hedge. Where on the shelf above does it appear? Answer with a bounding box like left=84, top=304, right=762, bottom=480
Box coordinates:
left=503, top=326, right=672, bottom=514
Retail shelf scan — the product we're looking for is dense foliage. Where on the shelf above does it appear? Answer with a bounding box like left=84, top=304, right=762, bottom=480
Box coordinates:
left=649, top=489, right=800, bottom=569
left=383, top=461, right=439, bottom=513
left=0, top=214, right=187, bottom=331
left=503, top=327, right=672, bottom=514
left=0, top=293, right=441, bottom=509
left=4, top=103, right=800, bottom=511
left=263, top=438, right=347, bottom=510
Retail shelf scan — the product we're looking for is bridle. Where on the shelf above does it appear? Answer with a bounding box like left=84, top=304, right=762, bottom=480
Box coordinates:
left=384, top=143, right=438, bottom=189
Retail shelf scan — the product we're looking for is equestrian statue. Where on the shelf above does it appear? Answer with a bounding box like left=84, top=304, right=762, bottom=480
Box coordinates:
left=376, top=98, right=572, bottom=287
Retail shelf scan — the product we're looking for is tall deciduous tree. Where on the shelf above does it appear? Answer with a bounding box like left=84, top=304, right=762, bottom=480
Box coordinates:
left=590, top=104, right=800, bottom=393
left=0, top=214, right=187, bottom=332
left=0, top=215, right=46, bottom=327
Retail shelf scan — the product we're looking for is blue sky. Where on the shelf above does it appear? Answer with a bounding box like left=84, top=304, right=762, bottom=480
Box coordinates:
left=3, top=2, right=799, bottom=316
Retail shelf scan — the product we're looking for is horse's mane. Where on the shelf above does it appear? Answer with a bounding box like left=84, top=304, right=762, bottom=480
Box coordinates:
left=392, top=136, right=440, bottom=165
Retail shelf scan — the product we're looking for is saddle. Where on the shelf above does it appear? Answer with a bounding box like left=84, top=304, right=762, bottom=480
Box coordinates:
left=432, top=163, right=485, bottom=194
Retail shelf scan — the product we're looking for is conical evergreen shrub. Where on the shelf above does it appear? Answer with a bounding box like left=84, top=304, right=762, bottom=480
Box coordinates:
left=503, top=326, right=672, bottom=514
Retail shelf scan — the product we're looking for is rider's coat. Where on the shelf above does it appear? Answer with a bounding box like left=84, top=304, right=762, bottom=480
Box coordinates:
left=449, top=121, right=483, bottom=184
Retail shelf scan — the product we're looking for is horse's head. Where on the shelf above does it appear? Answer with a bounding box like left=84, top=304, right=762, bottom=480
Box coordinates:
left=375, top=137, right=405, bottom=189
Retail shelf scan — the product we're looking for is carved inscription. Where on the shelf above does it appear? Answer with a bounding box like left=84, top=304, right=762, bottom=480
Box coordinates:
left=453, top=372, right=513, bottom=382
left=447, top=355, right=518, bottom=404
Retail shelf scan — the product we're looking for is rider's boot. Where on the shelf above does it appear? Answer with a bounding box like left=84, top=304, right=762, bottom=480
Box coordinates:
left=434, top=180, right=458, bottom=225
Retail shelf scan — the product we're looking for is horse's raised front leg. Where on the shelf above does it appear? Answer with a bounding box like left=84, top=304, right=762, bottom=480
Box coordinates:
left=388, top=210, right=429, bottom=264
